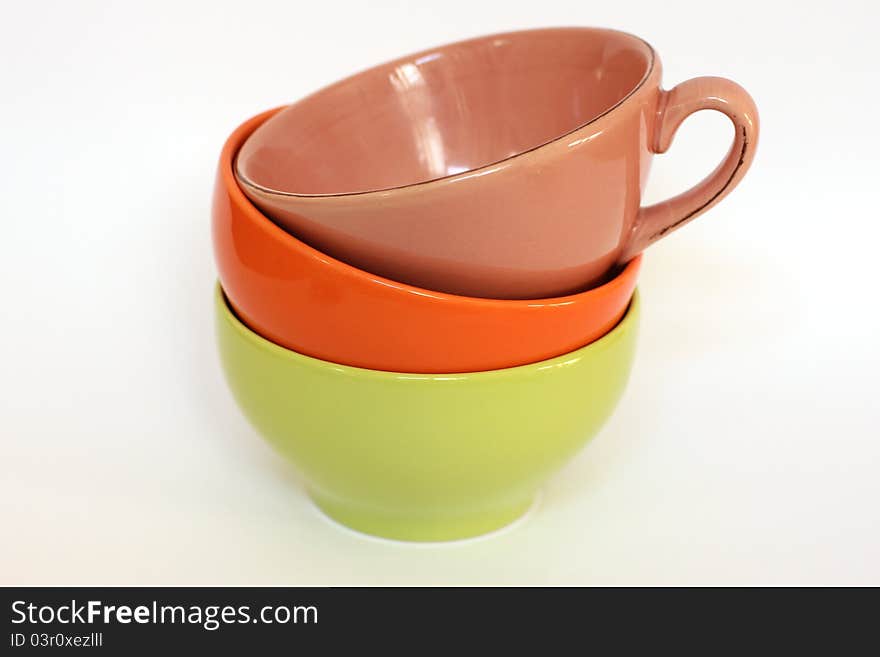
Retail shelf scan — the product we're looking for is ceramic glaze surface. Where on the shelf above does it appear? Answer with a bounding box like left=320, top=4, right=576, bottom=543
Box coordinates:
left=213, top=109, right=641, bottom=374
left=216, top=284, right=640, bottom=541
left=236, top=27, right=758, bottom=298
left=238, top=29, right=650, bottom=195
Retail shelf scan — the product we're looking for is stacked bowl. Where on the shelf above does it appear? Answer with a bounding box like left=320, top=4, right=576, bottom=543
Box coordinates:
left=213, top=28, right=758, bottom=541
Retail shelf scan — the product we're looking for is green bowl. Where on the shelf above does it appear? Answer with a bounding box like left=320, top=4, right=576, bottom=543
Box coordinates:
left=216, top=284, right=639, bottom=541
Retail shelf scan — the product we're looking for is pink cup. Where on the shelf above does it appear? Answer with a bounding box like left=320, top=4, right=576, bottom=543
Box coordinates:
left=237, top=27, right=758, bottom=299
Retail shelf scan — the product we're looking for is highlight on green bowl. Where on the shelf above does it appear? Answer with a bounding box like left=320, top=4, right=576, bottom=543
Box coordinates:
left=215, top=284, right=640, bottom=542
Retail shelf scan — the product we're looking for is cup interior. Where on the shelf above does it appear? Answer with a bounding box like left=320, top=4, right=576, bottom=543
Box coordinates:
left=236, top=28, right=653, bottom=196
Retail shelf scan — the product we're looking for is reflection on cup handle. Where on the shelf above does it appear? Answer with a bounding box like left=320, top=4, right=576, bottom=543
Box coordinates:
left=619, top=76, right=760, bottom=263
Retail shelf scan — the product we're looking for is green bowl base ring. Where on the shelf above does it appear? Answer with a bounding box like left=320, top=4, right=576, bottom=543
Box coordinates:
left=309, top=487, right=537, bottom=542
left=216, top=283, right=639, bottom=543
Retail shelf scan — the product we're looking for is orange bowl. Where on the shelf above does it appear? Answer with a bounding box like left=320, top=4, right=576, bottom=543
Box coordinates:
left=212, top=109, right=641, bottom=373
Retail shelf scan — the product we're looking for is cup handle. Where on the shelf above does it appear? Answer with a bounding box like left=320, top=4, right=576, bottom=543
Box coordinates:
left=618, top=76, right=759, bottom=263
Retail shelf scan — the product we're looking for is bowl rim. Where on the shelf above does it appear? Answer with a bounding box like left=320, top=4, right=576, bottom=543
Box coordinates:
left=235, top=26, right=657, bottom=199
left=219, top=107, right=643, bottom=307
left=216, top=283, right=640, bottom=379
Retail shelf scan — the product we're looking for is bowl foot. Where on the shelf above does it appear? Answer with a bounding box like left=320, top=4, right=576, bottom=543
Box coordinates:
left=308, top=490, right=540, bottom=543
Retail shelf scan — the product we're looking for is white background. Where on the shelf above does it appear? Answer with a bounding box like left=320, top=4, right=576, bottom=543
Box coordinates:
left=1, top=0, right=878, bottom=585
